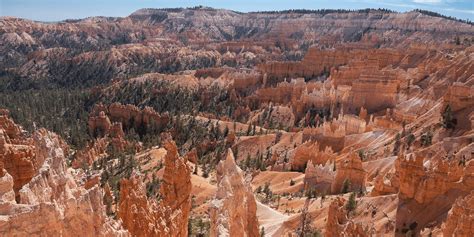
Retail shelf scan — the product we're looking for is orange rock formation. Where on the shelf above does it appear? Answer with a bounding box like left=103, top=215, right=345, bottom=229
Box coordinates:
left=443, top=191, right=474, bottom=237
left=0, top=127, right=128, bottom=236
left=331, top=151, right=367, bottom=194
left=325, top=197, right=368, bottom=237
left=210, top=149, right=259, bottom=237
left=118, top=140, right=191, bottom=237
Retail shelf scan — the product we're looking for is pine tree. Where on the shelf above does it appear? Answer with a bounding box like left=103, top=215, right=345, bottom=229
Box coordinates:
left=246, top=124, right=252, bottom=136
left=406, top=132, right=416, bottom=148
left=393, top=133, right=401, bottom=155
left=223, top=125, right=229, bottom=138
left=442, top=104, right=456, bottom=129
left=421, top=130, right=433, bottom=147
left=245, top=154, right=251, bottom=170
left=345, top=192, right=357, bottom=213
left=341, top=179, right=351, bottom=193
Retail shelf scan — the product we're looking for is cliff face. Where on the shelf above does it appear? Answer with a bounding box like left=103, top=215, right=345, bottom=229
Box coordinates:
left=118, top=176, right=161, bottom=236
left=325, top=197, right=368, bottom=237
left=0, top=126, right=128, bottom=236
left=118, top=140, right=191, bottom=237
left=0, top=114, right=42, bottom=201
left=331, top=151, right=367, bottom=194
left=259, top=47, right=404, bottom=80
left=443, top=191, right=474, bottom=237
left=396, top=153, right=471, bottom=204
left=291, top=141, right=335, bottom=171
left=89, top=103, right=169, bottom=135
left=304, top=160, right=335, bottom=194
left=159, top=140, right=192, bottom=236
left=210, top=149, right=259, bottom=237
left=395, top=153, right=474, bottom=235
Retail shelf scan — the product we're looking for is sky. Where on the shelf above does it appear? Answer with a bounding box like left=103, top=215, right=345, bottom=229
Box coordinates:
left=1, top=0, right=473, bottom=22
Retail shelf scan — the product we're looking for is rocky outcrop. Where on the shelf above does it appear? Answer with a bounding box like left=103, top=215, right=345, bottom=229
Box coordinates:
left=0, top=129, right=128, bottom=236
left=118, top=140, right=191, bottom=237
left=443, top=191, right=474, bottom=237
left=443, top=84, right=474, bottom=129
left=0, top=114, right=22, bottom=140
left=325, top=197, right=368, bottom=237
left=331, top=151, right=367, bottom=194
left=90, top=103, right=169, bottom=134
left=259, top=47, right=402, bottom=80
left=349, top=68, right=406, bottom=112
left=397, top=154, right=453, bottom=204
left=370, top=171, right=399, bottom=196
left=443, top=83, right=474, bottom=112
left=291, top=141, right=336, bottom=171
left=88, top=111, right=112, bottom=137
left=118, top=176, right=162, bottom=236
left=304, top=160, right=335, bottom=194
left=395, top=153, right=474, bottom=235
left=0, top=114, right=36, bottom=200
left=159, top=140, right=192, bottom=237
left=301, top=111, right=368, bottom=153
left=72, top=137, right=109, bottom=168
left=76, top=106, right=134, bottom=169
left=210, top=149, right=259, bottom=237
left=74, top=122, right=128, bottom=169
left=0, top=169, right=15, bottom=204
left=396, top=152, right=474, bottom=203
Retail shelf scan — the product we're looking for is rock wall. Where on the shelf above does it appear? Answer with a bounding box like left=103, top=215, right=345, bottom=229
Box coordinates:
left=349, top=69, right=405, bottom=112
left=0, top=114, right=36, bottom=201
left=0, top=128, right=128, bottom=236
left=395, top=153, right=474, bottom=235
left=325, top=197, right=368, bottom=237
left=118, top=140, right=191, bottom=237
left=118, top=176, right=162, bottom=236
left=89, top=103, right=169, bottom=135
left=291, top=141, right=335, bottom=171
left=304, top=160, right=335, bottom=194
left=159, top=140, right=192, bottom=237
left=443, top=191, right=474, bottom=237
left=331, top=151, right=367, bottom=194
left=210, top=149, right=259, bottom=237
left=259, top=47, right=404, bottom=82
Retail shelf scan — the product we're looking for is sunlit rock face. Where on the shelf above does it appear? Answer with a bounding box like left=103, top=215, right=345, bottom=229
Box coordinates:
left=210, top=149, right=259, bottom=237
left=0, top=122, right=128, bottom=236
left=118, top=140, right=191, bottom=237
left=304, top=160, right=335, bottom=194
left=325, top=197, right=369, bottom=237
left=443, top=191, right=474, bottom=237
left=331, top=151, right=367, bottom=194
left=0, top=115, right=36, bottom=201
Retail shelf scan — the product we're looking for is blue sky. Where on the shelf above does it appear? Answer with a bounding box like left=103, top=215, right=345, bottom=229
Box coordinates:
left=1, top=0, right=472, bottom=22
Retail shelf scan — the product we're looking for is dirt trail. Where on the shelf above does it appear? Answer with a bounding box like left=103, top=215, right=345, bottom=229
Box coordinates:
left=257, top=201, right=290, bottom=236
